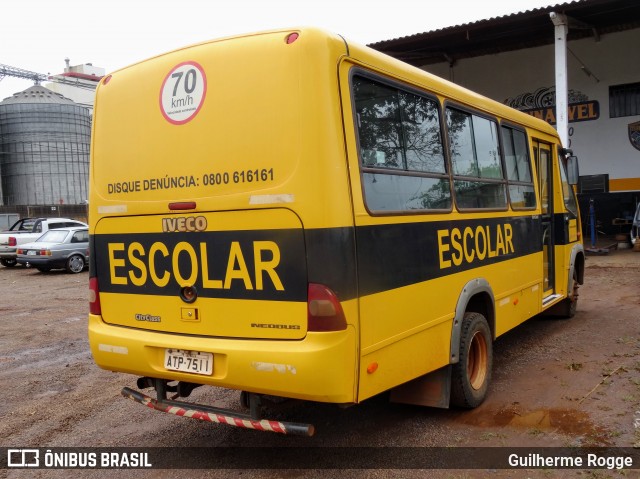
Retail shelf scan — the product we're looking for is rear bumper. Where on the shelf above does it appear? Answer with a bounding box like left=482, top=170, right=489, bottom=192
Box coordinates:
left=88, top=314, right=357, bottom=403
left=0, top=248, right=16, bottom=259
left=17, top=257, right=65, bottom=268
left=122, top=387, right=314, bottom=436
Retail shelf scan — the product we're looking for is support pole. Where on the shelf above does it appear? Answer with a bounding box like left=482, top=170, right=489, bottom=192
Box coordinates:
left=589, top=198, right=596, bottom=248
left=550, top=12, right=569, bottom=148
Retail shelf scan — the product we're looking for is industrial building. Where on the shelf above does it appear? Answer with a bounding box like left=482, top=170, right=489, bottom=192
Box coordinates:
left=45, top=60, right=104, bottom=110
left=0, top=86, right=91, bottom=206
left=369, top=0, right=640, bottom=236
left=0, top=60, right=101, bottom=218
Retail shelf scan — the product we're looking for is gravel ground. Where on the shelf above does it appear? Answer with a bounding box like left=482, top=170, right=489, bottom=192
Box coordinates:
left=1, top=247, right=639, bottom=478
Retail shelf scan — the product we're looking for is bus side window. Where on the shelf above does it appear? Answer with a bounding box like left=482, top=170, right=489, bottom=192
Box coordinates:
left=446, top=108, right=507, bottom=210
left=502, top=126, right=536, bottom=209
left=353, top=74, right=451, bottom=212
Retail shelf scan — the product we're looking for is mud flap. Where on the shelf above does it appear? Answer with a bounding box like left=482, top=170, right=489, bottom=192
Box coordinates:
left=389, top=365, right=451, bottom=409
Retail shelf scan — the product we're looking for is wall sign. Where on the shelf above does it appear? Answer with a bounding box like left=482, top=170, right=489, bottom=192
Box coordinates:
left=629, top=121, right=640, bottom=152
left=505, top=86, right=599, bottom=125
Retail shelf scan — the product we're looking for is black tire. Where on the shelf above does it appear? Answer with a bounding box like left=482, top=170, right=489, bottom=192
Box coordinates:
left=36, top=266, right=51, bottom=273
left=451, top=312, right=493, bottom=408
left=66, top=254, right=85, bottom=274
left=556, top=270, right=579, bottom=318
left=0, top=258, right=17, bottom=267
left=554, top=296, right=577, bottom=319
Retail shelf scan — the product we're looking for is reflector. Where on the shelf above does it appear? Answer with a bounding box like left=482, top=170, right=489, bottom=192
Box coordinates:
left=169, top=202, right=197, bottom=211
left=286, top=33, right=299, bottom=44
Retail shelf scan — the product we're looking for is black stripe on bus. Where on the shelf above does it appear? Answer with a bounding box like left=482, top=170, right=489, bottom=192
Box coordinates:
left=354, top=216, right=541, bottom=297
left=93, top=230, right=308, bottom=302
left=553, top=213, right=578, bottom=246
left=92, top=215, right=544, bottom=303
left=305, top=227, right=358, bottom=302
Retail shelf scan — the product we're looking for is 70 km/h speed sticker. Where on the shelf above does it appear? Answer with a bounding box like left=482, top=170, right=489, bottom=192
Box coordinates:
left=159, top=61, right=207, bottom=125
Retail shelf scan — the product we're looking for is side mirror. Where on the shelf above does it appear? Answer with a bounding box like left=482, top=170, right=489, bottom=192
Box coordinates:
left=566, top=155, right=579, bottom=186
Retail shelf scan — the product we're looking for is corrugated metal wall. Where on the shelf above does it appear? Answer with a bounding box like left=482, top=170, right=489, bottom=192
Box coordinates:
left=0, top=85, right=91, bottom=206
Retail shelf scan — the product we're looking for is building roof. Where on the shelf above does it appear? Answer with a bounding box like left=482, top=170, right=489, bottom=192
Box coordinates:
left=0, top=85, right=76, bottom=105
left=368, top=0, right=640, bottom=66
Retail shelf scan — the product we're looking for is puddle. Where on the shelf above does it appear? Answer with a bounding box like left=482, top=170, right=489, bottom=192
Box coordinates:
left=459, top=404, right=612, bottom=444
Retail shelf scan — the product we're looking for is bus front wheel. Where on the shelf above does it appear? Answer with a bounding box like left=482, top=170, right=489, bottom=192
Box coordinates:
left=552, top=269, right=579, bottom=319
left=451, top=312, right=492, bottom=408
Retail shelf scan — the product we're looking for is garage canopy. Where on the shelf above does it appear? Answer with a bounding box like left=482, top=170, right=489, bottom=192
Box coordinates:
left=368, top=0, right=640, bottom=67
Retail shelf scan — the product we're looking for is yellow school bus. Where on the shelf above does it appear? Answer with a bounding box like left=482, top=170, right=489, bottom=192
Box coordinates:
left=88, top=28, right=584, bottom=436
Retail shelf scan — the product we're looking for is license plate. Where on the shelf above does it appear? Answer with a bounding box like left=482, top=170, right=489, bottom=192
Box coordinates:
left=27, top=250, right=36, bottom=256
left=164, top=349, right=213, bottom=375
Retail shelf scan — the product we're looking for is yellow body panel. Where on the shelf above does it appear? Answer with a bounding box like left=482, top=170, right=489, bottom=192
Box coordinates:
left=94, top=209, right=309, bottom=339
left=89, top=27, right=582, bottom=409
left=88, top=314, right=357, bottom=402
left=91, top=29, right=353, bottom=229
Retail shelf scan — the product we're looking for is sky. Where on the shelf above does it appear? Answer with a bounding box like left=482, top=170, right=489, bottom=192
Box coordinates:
left=0, top=0, right=561, bottom=101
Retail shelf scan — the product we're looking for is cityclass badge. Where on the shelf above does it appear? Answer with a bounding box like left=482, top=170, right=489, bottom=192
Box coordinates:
left=629, top=121, right=640, bottom=152
left=159, top=61, right=207, bottom=125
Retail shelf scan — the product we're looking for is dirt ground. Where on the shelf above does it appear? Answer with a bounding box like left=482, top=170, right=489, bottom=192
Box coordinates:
left=0, top=244, right=639, bottom=478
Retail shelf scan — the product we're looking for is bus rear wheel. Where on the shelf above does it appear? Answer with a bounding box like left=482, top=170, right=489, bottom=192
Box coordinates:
left=451, top=312, right=492, bottom=408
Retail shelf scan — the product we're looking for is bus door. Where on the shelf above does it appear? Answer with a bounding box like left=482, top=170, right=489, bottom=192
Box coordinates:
left=534, top=141, right=556, bottom=300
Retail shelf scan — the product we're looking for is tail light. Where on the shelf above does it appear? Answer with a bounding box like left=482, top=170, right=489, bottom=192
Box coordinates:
left=16, top=249, right=23, bottom=254
left=307, top=283, right=347, bottom=332
left=89, top=277, right=101, bottom=315
left=41, top=249, right=51, bottom=256
left=8, top=237, right=16, bottom=247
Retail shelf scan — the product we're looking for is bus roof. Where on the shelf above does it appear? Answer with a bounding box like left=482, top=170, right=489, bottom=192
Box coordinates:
left=342, top=34, right=560, bottom=138
left=99, top=26, right=560, bottom=141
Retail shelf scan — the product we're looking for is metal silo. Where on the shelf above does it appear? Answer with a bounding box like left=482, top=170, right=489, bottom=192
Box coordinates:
left=0, top=85, right=91, bottom=206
